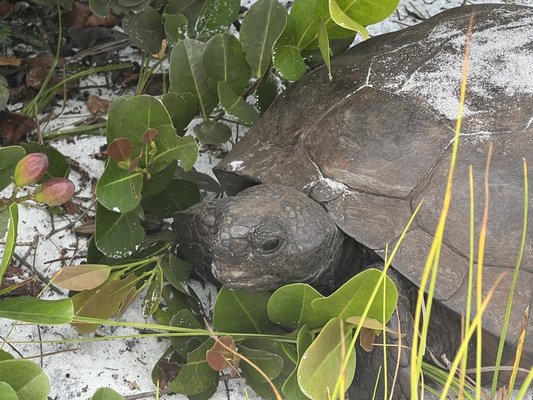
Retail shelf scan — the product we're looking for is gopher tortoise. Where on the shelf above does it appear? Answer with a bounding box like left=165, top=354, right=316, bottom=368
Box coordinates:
left=174, top=4, right=533, bottom=398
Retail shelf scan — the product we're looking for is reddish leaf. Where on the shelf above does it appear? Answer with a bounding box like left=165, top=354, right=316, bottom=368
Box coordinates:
left=86, top=95, right=110, bottom=117
left=206, top=336, right=238, bottom=371
left=127, top=156, right=141, bottom=172
left=359, top=327, right=377, bottom=352
left=86, top=14, right=118, bottom=28
left=142, top=128, right=158, bottom=144
left=25, top=53, right=66, bottom=90
left=107, top=138, right=133, bottom=162
left=0, top=111, right=36, bottom=145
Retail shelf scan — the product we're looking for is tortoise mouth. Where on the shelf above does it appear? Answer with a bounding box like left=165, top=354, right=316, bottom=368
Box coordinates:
left=211, top=262, right=281, bottom=292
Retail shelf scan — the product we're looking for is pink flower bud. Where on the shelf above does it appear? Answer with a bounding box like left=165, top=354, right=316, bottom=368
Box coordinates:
left=14, top=153, right=49, bottom=186
left=34, top=178, right=75, bottom=206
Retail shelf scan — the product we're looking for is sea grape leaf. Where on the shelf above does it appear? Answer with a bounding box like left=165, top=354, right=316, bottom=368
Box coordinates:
left=255, top=72, right=278, bottom=113
left=169, top=39, right=217, bottom=119
left=217, top=81, right=259, bottom=125
left=162, top=92, right=198, bottom=132
left=96, top=161, right=143, bottom=214
left=311, top=268, right=398, bottom=324
left=91, top=387, right=125, bottom=400
left=164, top=13, right=189, bottom=43
left=142, top=161, right=177, bottom=197
left=94, top=203, right=145, bottom=258
left=204, top=33, right=251, bottom=94
left=196, top=0, right=240, bottom=38
left=282, top=326, right=314, bottom=400
left=239, top=344, right=284, bottom=384
left=213, top=287, right=276, bottom=333
left=174, top=135, right=198, bottom=172
left=160, top=253, right=191, bottom=291
left=206, top=336, right=237, bottom=371
left=298, top=317, right=356, bottom=399
left=53, top=264, right=111, bottom=291
left=71, top=273, right=138, bottom=333
left=0, top=297, right=73, bottom=325
left=0, top=146, right=25, bottom=192
left=89, top=0, right=108, bottom=16
left=0, top=359, right=49, bottom=400
left=175, top=167, right=221, bottom=193
left=142, top=265, right=163, bottom=317
left=169, top=309, right=203, bottom=359
left=168, top=338, right=218, bottom=395
left=142, top=179, right=200, bottom=218
left=123, top=6, right=165, bottom=54
left=268, top=283, right=328, bottom=330
left=0, top=382, right=17, bottom=400
left=193, top=120, right=232, bottom=144
left=107, top=95, right=173, bottom=146
left=240, top=0, right=287, bottom=79
left=0, top=350, right=14, bottom=361
left=149, top=124, right=183, bottom=174
left=290, top=0, right=320, bottom=49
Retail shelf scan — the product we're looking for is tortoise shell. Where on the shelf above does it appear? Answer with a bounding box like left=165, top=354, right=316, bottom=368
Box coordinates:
left=214, top=5, right=533, bottom=362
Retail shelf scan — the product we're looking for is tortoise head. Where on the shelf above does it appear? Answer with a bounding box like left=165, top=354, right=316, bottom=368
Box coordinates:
left=208, top=184, right=345, bottom=291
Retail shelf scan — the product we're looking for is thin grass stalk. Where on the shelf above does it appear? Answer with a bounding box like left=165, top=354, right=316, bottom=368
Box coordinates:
left=410, top=13, right=475, bottom=399
left=372, top=366, right=382, bottom=400
left=330, top=201, right=424, bottom=399
left=459, top=165, right=476, bottom=399
left=439, top=274, right=505, bottom=399
left=515, top=366, right=533, bottom=400
left=507, top=306, right=530, bottom=398
left=491, top=158, right=529, bottom=395
left=474, top=144, right=493, bottom=398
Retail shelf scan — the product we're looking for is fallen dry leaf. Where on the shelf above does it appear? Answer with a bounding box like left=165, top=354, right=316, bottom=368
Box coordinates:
left=0, top=111, right=36, bottom=145
left=0, top=55, right=22, bottom=67
left=86, top=94, right=110, bottom=117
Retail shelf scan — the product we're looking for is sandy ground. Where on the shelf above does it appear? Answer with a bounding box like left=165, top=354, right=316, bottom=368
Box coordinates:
left=1, top=0, right=532, bottom=399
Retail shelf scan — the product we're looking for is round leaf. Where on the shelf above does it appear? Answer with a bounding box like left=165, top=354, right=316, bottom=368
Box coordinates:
left=162, top=92, right=198, bottom=132
left=123, top=7, right=165, bottom=54
left=0, top=359, right=49, bottom=400
left=272, top=44, right=307, bottom=81
left=91, top=387, right=125, bottom=400
left=142, top=179, right=200, bottom=217
left=193, top=120, right=231, bottom=144
left=164, top=13, right=189, bottom=43
left=96, top=161, right=143, bottom=214
left=0, top=382, right=17, bottom=400
left=196, top=0, right=240, bottom=38
left=107, top=138, right=133, bottom=162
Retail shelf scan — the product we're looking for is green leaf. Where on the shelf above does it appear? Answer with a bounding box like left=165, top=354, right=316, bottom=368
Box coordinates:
left=0, top=382, right=18, bottom=400
left=328, top=0, right=369, bottom=39
left=255, top=72, right=278, bottom=113
left=240, top=0, right=287, bottom=78
left=283, top=326, right=313, bottom=400
left=317, top=17, right=332, bottom=80
left=95, top=203, right=145, bottom=258
left=142, top=179, right=200, bottom=217
left=0, top=203, right=18, bottom=282
left=272, top=44, right=306, bottom=81
left=89, top=0, right=108, bottom=17
left=53, top=264, right=111, bottom=291
left=170, top=39, right=218, bottom=119
left=213, top=287, right=276, bottom=333
left=72, top=273, right=138, bottom=333
left=149, top=124, right=184, bottom=174
left=91, top=387, right=125, bottom=400
left=169, top=309, right=203, bottom=358
left=0, top=207, right=9, bottom=248
left=123, top=6, right=165, bottom=54
left=268, top=283, right=328, bottom=330
left=196, top=0, right=240, bottom=37
left=96, top=160, right=143, bottom=214
left=175, top=135, right=198, bottom=172
left=142, top=160, right=177, bottom=197
left=193, top=120, right=232, bottom=144
left=142, top=265, right=163, bottom=317
left=239, top=345, right=284, bottom=383
left=0, top=146, right=25, bottom=192
left=168, top=338, right=219, bottom=395
left=289, top=0, right=320, bottom=49
left=20, top=142, right=69, bottom=181
left=298, top=318, right=355, bottom=399
left=162, top=92, right=198, bottom=132
left=0, top=349, right=14, bottom=361
left=0, top=359, right=49, bottom=400
left=311, top=268, right=398, bottom=323
left=107, top=95, right=173, bottom=146
left=160, top=253, right=191, bottom=292
left=163, top=13, right=189, bottom=43
left=335, top=0, right=399, bottom=26
left=0, top=297, right=73, bottom=324
left=217, top=81, right=259, bottom=125
left=204, top=33, right=251, bottom=94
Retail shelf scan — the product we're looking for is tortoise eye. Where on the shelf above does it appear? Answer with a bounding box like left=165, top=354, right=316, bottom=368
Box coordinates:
left=260, top=238, right=281, bottom=253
